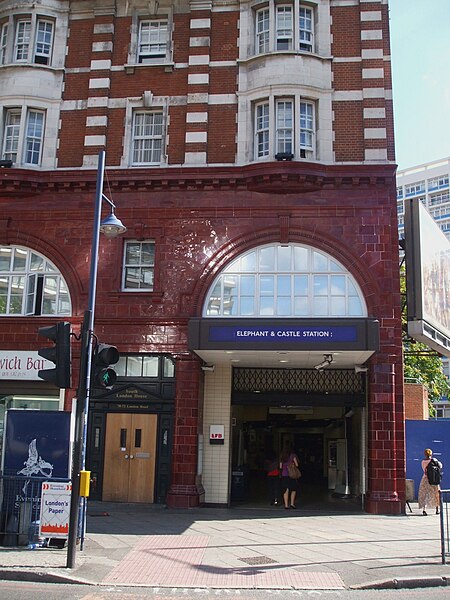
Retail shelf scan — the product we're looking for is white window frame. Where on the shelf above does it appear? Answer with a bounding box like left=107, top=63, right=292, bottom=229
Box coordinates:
left=0, top=14, right=54, bottom=65
left=429, top=191, right=450, bottom=207
left=14, top=18, right=31, bottom=62
left=276, top=5, right=293, bottom=51
left=0, top=245, right=71, bottom=316
left=1, top=107, right=45, bottom=166
left=405, top=181, right=425, bottom=196
left=23, top=109, right=45, bottom=165
left=137, top=18, right=169, bottom=63
left=34, top=18, right=54, bottom=64
left=253, top=1, right=315, bottom=55
left=299, top=6, right=314, bottom=52
left=255, top=101, right=270, bottom=158
left=256, top=8, right=270, bottom=54
left=254, top=96, right=316, bottom=161
left=2, top=109, right=21, bottom=163
left=203, top=243, right=367, bottom=318
left=276, top=99, right=293, bottom=154
left=0, top=22, right=8, bottom=64
left=5, top=15, right=54, bottom=65
left=131, top=109, right=164, bottom=166
left=300, top=100, right=314, bottom=155
left=428, top=175, right=449, bottom=191
left=122, top=240, right=155, bottom=291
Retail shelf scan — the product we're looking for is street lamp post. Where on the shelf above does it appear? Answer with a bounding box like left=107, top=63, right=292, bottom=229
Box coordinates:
left=66, top=150, right=126, bottom=569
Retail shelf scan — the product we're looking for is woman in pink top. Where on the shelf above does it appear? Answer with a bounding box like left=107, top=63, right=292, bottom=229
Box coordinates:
left=418, top=448, right=440, bottom=516
left=279, top=441, right=300, bottom=510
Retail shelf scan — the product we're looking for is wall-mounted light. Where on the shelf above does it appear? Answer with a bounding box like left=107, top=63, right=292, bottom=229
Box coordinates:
left=314, top=354, right=333, bottom=370
left=201, top=364, right=215, bottom=372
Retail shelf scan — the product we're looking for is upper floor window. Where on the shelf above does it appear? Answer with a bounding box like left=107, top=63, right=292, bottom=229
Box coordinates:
left=429, top=191, right=450, bottom=207
left=204, top=243, right=366, bottom=318
left=428, top=175, right=449, bottom=191
left=396, top=186, right=403, bottom=199
left=254, top=1, right=314, bottom=55
left=131, top=110, right=164, bottom=165
left=116, top=354, right=175, bottom=379
left=0, top=22, right=8, bottom=64
left=0, top=246, right=71, bottom=316
left=254, top=97, right=315, bottom=160
left=299, top=6, right=313, bottom=51
left=0, top=15, right=54, bottom=66
left=405, top=181, right=425, bottom=197
left=137, top=19, right=169, bottom=63
left=122, top=240, right=155, bottom=291
left=1, top=107, right=45, bottom=166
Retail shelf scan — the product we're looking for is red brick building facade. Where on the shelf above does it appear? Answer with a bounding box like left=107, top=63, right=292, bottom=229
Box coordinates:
left=0, top=0, right=404, bottom=514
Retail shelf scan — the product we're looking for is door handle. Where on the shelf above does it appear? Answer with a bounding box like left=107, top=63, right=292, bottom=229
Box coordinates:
left=130, top=455, right=134, bottom=459
left=124, top=454, right=129, bottom=460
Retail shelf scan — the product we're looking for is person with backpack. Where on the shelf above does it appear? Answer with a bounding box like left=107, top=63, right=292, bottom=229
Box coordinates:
left=418, top=448, right=443, bottom=516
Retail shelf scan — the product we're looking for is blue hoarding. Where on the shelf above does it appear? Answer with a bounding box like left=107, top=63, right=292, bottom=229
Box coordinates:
left=0, top=410, right=72, bottom=546
left=405, top=419, right=450, bottom=499
left=3, top=410, right=71, bottom=478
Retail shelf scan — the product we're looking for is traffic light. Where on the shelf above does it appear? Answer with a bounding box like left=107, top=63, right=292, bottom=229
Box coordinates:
left=91, top=343, right=119, bottom=389
left=38, top=321, right=71, bottom=388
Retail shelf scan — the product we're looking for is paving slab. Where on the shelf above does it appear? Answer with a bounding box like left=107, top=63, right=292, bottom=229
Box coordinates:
left=0, top=501, right=449, bottom=590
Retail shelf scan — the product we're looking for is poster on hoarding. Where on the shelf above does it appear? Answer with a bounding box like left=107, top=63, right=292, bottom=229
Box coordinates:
left=2, top=409, right=72, bottom=477
left=0, top=410, right=72, bottom=544
left=39, top=481, right=72, bottom=538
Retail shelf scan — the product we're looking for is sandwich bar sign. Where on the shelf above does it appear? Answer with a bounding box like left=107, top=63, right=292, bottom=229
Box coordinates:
left=0, top=351, right=53, bottom=380
left=39, top=481, right=72, bottom=538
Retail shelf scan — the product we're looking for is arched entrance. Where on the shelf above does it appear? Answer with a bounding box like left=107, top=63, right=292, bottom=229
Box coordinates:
left=188, top=243, right=378, bottom=511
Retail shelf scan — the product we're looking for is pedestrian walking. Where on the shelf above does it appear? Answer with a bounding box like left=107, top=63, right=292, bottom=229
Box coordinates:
left=418, top=448, right=443, bottom=516
left=280, top=441, right=301, bottom=509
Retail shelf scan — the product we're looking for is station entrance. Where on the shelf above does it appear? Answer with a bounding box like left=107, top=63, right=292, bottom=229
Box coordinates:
left=229, top=367, right=366, bottom=512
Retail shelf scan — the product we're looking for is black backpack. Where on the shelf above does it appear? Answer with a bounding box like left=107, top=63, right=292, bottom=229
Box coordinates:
left=426, top=458, right=443, bottom=485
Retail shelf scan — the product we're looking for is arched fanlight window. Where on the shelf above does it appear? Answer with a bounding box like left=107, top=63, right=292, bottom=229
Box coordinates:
left=204, top=243, right=367, bottom=318
left=0, top=245, right=71, bottom=316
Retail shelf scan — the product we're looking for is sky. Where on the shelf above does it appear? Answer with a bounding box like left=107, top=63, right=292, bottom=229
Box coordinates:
left=389, top=0, right=450, bottom=171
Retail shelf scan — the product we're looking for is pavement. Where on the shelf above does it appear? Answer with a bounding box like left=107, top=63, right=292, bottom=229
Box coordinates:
left=0, top=499, right=449, bottom=591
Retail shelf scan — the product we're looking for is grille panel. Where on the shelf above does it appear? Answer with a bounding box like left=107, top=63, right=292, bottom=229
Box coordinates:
left=233, top=367, right=363, bottom=394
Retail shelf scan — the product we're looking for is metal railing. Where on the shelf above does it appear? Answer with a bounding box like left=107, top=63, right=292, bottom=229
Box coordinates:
left=0, top=475, right=70, bottom=547
left=440, top=489, right=450, bottom=564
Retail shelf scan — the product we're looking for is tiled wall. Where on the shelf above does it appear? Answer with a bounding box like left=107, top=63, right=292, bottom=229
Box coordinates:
left=202, top=363, right=232, bottom=504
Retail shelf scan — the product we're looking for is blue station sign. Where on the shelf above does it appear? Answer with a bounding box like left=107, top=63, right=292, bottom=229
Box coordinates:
left=188, top=318, right=380, bottom=352
left=209, top=325, right=357, bottom=343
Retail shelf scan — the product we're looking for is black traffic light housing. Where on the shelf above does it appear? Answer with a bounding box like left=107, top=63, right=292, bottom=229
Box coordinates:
left=91, top=343, right=120, bottom=389
left=38, top=321, right=71, bottom=388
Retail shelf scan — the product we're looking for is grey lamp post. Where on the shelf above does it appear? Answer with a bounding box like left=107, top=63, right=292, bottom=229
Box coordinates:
left=66, top=149, right=126, bottom=569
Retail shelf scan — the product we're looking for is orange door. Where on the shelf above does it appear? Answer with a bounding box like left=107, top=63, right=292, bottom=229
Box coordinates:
left=102, top=413, right=157, bottom=502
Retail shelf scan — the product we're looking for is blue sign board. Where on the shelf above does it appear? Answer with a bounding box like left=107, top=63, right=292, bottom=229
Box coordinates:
left=3, top=410, right=71, bottom=478
left=209, top=325, right=358, bottom=343
left=0, top=410, right=72, bottom=546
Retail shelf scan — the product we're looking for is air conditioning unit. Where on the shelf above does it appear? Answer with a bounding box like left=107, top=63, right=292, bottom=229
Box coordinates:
left=275, top=152, right=294, bottom=161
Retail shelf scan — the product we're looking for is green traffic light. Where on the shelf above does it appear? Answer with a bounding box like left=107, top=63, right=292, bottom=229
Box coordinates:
left=96, top=367, right=117, bottom=389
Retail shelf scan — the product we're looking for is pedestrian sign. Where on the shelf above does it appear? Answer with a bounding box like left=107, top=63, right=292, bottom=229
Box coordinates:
left=39, top=481, right=72, bottom=538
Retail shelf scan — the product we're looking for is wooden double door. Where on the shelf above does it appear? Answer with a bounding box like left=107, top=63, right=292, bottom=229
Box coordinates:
left=102, top=413, right=157, bottom=503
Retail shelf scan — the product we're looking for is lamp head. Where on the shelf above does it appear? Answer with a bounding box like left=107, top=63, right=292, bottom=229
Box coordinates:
left=314, top=354, right=333, bottom=370
left=100, top=210, right=127, bottom=237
